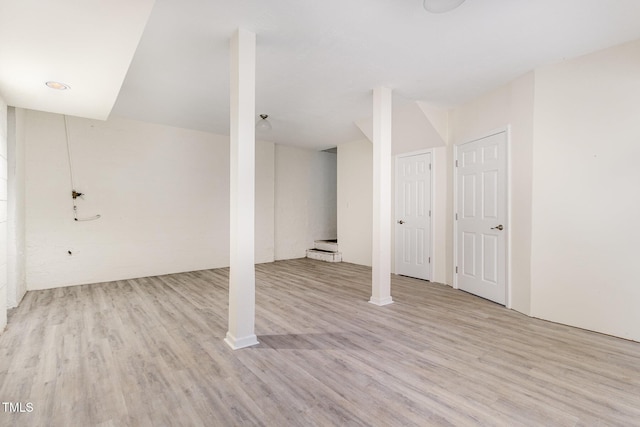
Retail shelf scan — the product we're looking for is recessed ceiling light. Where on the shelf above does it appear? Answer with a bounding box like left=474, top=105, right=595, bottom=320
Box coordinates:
left=46, top=81, right=70, bottom=90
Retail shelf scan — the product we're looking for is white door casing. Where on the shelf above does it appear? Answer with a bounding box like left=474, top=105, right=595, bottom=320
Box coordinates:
left=395, top=151, right=432, bottom=281
left=455, top=131, right=507, bottom=305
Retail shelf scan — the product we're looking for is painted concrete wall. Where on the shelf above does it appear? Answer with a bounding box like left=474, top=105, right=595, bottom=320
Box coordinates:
left=0, top=96, right=8, bottom=330
left=24, top=111, right=276, bottom=289
left=274, top=145, right=337, bottom=260
left=449, top=72, right=535, bottom=315
left=337, top=139, right=372, bottom=266
left=530, top=40, right=640, bottom=341
left=7, top=107, right=26, bottom=307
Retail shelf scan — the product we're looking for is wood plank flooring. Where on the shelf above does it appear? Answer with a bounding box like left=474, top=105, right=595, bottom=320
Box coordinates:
left=1, top=258, right=639, bottom=426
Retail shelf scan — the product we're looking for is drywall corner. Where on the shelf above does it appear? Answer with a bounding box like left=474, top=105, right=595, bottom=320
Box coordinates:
left=337, top=139, right=372, bottom=266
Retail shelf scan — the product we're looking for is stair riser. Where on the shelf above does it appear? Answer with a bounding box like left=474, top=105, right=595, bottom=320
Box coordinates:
left=314, top=241, right=339, bottom=252
left=306, top=250, right=342, bottom=263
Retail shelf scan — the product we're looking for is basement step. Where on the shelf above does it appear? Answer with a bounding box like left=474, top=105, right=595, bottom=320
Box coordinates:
left=306, top=239, right=341, bottom=262
left=306, top=248, right=342, bottom=263
left=313, top=239, right=339, bottom=252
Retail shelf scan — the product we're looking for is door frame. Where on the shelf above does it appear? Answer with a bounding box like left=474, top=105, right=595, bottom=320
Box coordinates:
left=453, top=127, right=512, bottom=308
left=394, top=148, right=434, bottom=281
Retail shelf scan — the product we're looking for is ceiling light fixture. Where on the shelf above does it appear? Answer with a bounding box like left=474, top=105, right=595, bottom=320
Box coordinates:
left=46, top=81, right=71, bottom=90
left=423, top=0, right=466, bottom=13
left=256, top=114, right=272, bottom=131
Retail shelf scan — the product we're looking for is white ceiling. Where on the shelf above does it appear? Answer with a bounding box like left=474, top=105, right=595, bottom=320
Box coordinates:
left=0, top=0, right=155, bottom=120
left=2, top=0, right=640, bottom=150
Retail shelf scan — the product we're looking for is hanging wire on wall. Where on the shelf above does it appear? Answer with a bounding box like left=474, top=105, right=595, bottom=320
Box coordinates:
left=63, top=115, right=101, bottom=222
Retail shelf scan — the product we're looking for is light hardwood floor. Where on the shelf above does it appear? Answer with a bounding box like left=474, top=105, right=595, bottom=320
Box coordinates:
left=1, top=259, right=639, bottom=426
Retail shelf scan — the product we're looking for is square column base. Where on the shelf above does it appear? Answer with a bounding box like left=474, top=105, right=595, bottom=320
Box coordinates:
left=224, top=331, right=259, bottom=350
left=369, top=296, right=394, bottom=306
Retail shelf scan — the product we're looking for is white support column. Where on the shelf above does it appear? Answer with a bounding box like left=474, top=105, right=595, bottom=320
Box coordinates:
left=225, top=28, right=259, bottom=350
left=370, top=86, right=393, bottom=306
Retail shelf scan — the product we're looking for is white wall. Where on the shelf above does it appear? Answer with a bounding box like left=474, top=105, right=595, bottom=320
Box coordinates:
left=430, top=146, right=448, bottom=284
left=417, top=102, right=448, bottom=143
left=447, top=39, right=640, bottom=342
left=355, top=102, right=446, bottom=155
left=25, top=111, right=275, bottom=289
left=256, top=141, right=275, bottom=264
left=0, top=96, right=8, bottom=330
left=388, top=104, right=448, bottom=284
left=530, top=40, right=640, bottom=341
left=337, top=139, right=372, bottom=266
left=7, top=107, right=26, bottom=307
left=449, top=72, right=535, bottom=314
left=274, top=145, right=337, bottom=260
left=391, top=103, right=446, bottom=154
left=345, top=103, right=449, bottom=282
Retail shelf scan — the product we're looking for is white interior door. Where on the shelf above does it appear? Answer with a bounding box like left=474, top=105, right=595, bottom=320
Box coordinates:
left=456, top=132, right=507, bottom=304
left=396, top=152, right=432, bottom=280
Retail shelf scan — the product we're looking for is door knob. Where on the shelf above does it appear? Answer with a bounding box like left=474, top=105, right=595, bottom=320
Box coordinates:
left=491, top=224, right=504, bottom=231
left=397, top=220, right=405, bottom=224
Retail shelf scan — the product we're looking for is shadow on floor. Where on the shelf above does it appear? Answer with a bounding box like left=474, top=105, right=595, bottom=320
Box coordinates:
left=257, top=333, right=357, bottom=350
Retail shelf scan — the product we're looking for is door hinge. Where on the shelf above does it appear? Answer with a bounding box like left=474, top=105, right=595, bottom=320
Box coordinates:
left=455, top=160, right=459, bottom=167
left=456, top=266, right=458, bottom=274
left=455, top=213, right=458, bottom=220
left=428, top=257, right=431, bottom=263
left=429, top=163, right=432, bottom=170
left=429, top=210, right=431, bottom=217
